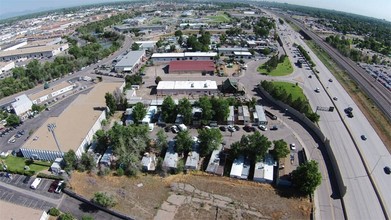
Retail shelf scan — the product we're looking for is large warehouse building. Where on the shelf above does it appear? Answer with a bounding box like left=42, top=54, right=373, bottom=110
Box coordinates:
left=114, top=50, right=145, bottom=73
left=0, top=44, right=69, bottom=61
left=156, top=80, right=218, bottom=95
left=28, top=81, right=75, bottom=104
left=20, top=82, right=123, bottom=161
left=151, top=52, right=217, bottom=63
left=169, top=60, right=215, bottom=74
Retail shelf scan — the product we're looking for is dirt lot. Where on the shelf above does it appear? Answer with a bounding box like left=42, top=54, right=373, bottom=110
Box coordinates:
left=69, top=172, right=311, bottom=220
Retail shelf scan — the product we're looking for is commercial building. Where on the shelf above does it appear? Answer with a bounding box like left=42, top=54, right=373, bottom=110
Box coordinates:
left=0, top=200, right=48, bottom=220
left=28, top=81, right=74, bottom=105
left=114, top=25, right=167, bottom=33
left=0, top=61, right=15, bottom=73
left=233, top=51, right=253, bottom=59
left=135, top=41, right=156, bottom=50
left=156, top=80, right=218, bottom=95
left=0, top=44, right=69, bottom=61
left=20, top=82, right=123, bottom=161
left=254, top=154, right=275, bottom=183
left=151, top=52, right=217, bottom=63
left=255, top=105, right=268, bottom=125
left=179, top=23, right=209, bottom=29
left=114, top=50, right=145, bottom=73
left=163, top=140, right=178, bottom=171
left=218, top=47, right=249, bottom=56
left=11, top=94, right=33, bottom=117
left=169, top=60, right=215, bottom=74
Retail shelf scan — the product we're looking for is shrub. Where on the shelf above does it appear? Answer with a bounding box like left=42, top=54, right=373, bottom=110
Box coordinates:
left=82, top=215, right=94, bottom=220
left=59, top=213, right=75, bottom=220
left=37, top=173, right=64, bottom=180
left=91, top=192, right=117, bottom=208
left=48, top=207, right=60, bottom=216
left=116, top=167, right=124, bottom=176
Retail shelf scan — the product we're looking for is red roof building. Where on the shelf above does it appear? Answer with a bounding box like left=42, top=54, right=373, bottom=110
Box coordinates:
left=169, top=60, right=215, bottom=74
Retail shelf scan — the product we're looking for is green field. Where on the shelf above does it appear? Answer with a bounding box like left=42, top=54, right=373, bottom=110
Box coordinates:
left=206, top=12, right=231, bottom=23
left=1, top=156, right=50, bottom=173
left=271, top=81, right=307, bottom=101
left=258, top=56, right=293, bottom=76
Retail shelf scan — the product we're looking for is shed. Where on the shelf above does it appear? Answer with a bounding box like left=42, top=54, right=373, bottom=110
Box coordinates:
left=50, top=158, right=63, bottom=174
left=255, top=105, right=268, bottom=125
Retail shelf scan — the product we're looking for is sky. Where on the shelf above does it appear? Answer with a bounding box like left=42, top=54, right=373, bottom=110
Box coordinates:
left=0, top=0, right=390, bottom=21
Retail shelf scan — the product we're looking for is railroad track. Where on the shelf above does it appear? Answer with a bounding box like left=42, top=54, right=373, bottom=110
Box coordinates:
left=285, top=15, right=391, bottom=121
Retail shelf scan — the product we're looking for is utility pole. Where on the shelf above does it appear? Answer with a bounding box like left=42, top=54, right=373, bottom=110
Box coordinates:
left=47, top=123, right=64, bottom=158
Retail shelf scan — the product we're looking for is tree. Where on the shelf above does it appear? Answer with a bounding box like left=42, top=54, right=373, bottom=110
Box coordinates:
left=105, top=93, right=116, bottom=115
left=210, top=97, right=229, bottom=123
left=155, top=76, right=162, bottom=85
left=161, top=96, right=177, bottom=123
left=80, top=153, right=95, bottom=171
left=174, top=30, right=183, bottom=37
left=198, top=128, right=222, bottom=157
left=64, top=150, right=78, bottom=171
left=156, top=129, right=168, bottom=153
left=177, top=98, right=192, bottom=125
left=272, top=139, right=290, bottom=160
left=131, top=42, right=140, bottom=51
left=48, top=207, right=61, bottom=216
left=94, top=130, right=109, bottom=154
left=91, top=192, right=117, bottom=208
left=6, top=114, right=20, bottom=126
left=132, top=102, right=147, bottom=124
left=291, top=160, right=322, bottom=195
left=175, top=130, right=193, bottom=155
left=197, top=96, right=213, bottom=125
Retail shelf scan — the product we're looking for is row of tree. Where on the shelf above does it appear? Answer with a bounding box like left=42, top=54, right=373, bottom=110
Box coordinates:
left=262, top=54, right=287, bottom=73
left=297, top=45, right=315, bottom=67
left=260, top=80, right=320, bottom=123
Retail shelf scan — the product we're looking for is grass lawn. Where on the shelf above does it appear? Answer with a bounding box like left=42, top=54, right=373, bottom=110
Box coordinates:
left=206, top=12, right=231, bottom=23
left=271, top=81, right=307, bottom=101
left=258, top=56, right=293, bottom=76
left=2, top=156, right=50, bottom=173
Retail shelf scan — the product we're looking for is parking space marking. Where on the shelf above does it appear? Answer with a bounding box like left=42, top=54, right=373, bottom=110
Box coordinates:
left=15, top=175, right=23, bottom=184
left=4, top=193, right=13, bottom=201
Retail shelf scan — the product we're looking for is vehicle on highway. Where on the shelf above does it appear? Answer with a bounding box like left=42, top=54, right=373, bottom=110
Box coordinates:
left=48, top=180, right=60, bottom=193
left=55, top=181, right=65, bottom=193
left=315, top=88, right=320, bottom=93
left=30, top=178, right=42, bottom=189
left=333, top=97, right=338, bottom=101
left=361, top=135, right=367, bottom=140
left=290, top=143, right=296, bottom=150
left=227, top=125, right=236, bottom=132
left=329, top=78, right=333, bottom=82
left=384, top=166, right=391, bottom=175
left=258, top=125, right=267, bottom=131
left=344, top=107, right=354, bottom=118
left=270, top=125, right=278, bottom=130
left=171, top=125, right=179, bottom=133
left=308, top=75, right=312, bottom=78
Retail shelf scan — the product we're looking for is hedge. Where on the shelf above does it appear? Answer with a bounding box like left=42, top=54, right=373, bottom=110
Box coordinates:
left=37, top=173, right=64, bottom=180
left=6, top=168, right=35, bottom=176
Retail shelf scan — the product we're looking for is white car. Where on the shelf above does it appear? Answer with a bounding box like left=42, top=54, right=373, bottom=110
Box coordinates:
left=258, top=125, right=267, bottom=131
left=227, top=125, right=236, bottom=132
left=315, top=88, right=320, bottom=93
left=55, top=181, right=64, bottom=194
left=290, top=143, right=296, bottom=150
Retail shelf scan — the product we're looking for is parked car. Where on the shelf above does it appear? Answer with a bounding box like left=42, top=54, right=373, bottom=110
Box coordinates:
left=164, top=126, right=170, bottom=132
left=227, top=125, right=236, bottom=132
left=290, top=143, right=296, bottom=150
left=48, top=180, right=60, bottom=193
left=55, top=181, right=65, bottom=193
left=219, top=126, right=226, bottom=132
left=244, top=124, right=255, bottom=132
left=171, top=125, right=179, bottom=133
left=23, top=176, right=31, bottom=184
left=270, top=125, right=278, bottom=130
left=258, top=125, right=267, bottom=131
left=30, top=178, right=42, bottom=189
left=234, top=125, right=240, bottom=131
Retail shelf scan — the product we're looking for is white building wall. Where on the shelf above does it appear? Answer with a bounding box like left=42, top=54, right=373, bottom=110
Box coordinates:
left=3, top=41, right=27, bottom=51
left=51, top=85, right=73, bottom=97
left=0, top=61, right=15, bottom=73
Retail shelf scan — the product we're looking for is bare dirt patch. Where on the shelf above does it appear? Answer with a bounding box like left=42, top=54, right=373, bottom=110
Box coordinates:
left=69, top=172, right=311, bottom=220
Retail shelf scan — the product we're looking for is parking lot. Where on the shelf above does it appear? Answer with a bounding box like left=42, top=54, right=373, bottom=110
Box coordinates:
left=0, top=172, right=63, bottom=200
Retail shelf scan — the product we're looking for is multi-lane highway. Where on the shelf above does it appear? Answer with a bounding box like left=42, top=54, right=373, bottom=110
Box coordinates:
left=274, top=16, right=391, bottom=219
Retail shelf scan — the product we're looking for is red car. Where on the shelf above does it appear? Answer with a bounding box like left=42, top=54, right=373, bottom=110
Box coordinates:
left=48, top=180, right=60, bottom=193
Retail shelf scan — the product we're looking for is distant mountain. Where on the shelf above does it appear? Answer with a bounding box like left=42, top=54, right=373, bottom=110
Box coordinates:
left=0, top=7, right=57, bottom=20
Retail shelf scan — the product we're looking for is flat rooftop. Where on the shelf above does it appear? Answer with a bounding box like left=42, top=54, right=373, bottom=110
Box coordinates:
left=169, top=60, right=215, bottom=72
left=28, top=81, right=73, bottom=101
left=21, top=82, right=122, bottom=152
left=0, top=44, right=66, bottom=57
left=0, top=200, right=46, bottom=220
left=157, top=80, right=217, bottom=90
left=115, top=50, right=145, bottom=67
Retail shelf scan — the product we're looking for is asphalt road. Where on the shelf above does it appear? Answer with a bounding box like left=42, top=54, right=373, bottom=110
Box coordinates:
left=274, top=18, right=390, bottom=219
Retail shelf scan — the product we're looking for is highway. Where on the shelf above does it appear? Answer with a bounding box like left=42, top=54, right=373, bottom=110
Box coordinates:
left=274, top=15, right=391, bottom=219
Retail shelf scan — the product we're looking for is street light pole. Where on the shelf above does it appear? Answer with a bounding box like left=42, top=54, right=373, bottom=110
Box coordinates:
left=47, top=123, right=64, bottom=158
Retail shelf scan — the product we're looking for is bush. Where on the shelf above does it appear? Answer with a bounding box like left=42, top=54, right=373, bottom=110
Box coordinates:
left=116, top=167, right=124, bottom=176
left=91, top=192, right=117, bottom=208
left=59, top=213, right=75, bottom=220
left=82, top=215, right=94, bottom=220
left=48, top=207, right=60, bottom=216
left=37, top=173, right=64, bottom=180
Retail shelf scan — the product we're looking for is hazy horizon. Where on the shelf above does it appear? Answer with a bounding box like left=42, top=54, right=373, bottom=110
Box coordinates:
left=0, top=0, right=390, bottom=22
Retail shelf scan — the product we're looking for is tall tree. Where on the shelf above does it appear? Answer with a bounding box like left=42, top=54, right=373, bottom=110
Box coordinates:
left=272, top=139, right=290, bottom=160
left=175, top=130, right=193, bottom=155
left=198, top=128, right=222, bottom=157
left=94, top=130, right=109, bottom=154
left=291, top=160, right=322, bottom=195
left=156, top=129, right=168, bottom=153
left=64, top=150, right=78, bottom=171
left=131, top=42, right=140, bottom=51
left=177, top=98, right=193, bottom=125
left=132, top=102, right=147, bottom=124
left=105, top=93, right=116, bottom=115
left=198, top=96, right=213, bottom=125
left=161, top=96, right=177, bottom=123
left=211, top=97, right=229, bottom=123
left=6, top=114, right=20, bottom=126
